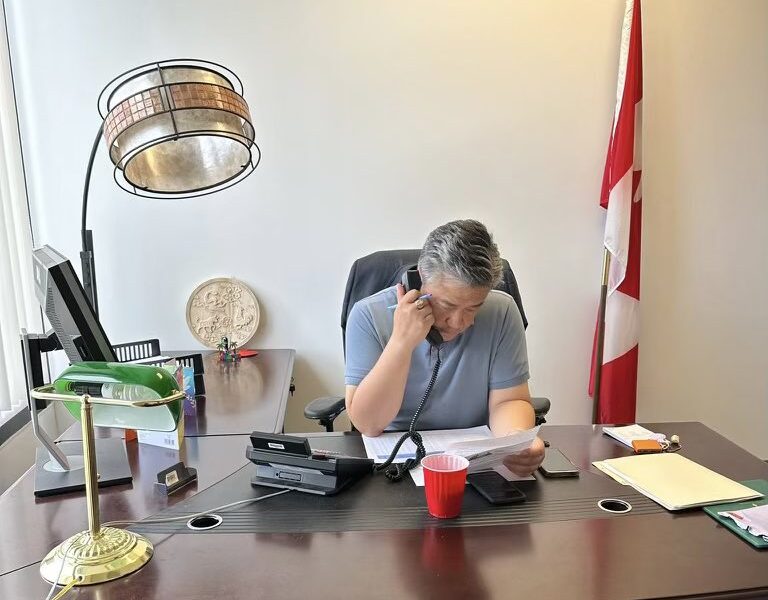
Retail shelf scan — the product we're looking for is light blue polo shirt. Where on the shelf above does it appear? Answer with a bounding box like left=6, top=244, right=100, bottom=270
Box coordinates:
left=344, top=286, right=529, bottom=431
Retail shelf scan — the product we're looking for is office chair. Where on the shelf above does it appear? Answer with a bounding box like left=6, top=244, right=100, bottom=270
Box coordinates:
left=304, top=249, right=551, bottom=432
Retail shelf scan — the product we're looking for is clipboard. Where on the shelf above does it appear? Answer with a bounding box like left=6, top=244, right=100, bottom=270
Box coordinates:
left=703, top=479, right=768, bottom=549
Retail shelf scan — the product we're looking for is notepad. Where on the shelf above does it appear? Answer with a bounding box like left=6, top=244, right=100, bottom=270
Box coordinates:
left=595, top=453, right=763, bottom=511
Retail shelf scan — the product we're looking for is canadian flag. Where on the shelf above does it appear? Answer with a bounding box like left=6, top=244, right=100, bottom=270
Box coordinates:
left=589, top=0, right=643, bottom=424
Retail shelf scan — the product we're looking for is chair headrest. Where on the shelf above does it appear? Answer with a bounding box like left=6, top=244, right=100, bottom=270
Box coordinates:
left=340, top=249, right=528, bottom=354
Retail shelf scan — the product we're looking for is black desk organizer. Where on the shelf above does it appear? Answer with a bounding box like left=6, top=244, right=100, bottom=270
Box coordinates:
left=130, top=435, right=665, bottom=536
left=20, top=334, right=205, bottom=497
left=112, top=338, right=205, bottom=395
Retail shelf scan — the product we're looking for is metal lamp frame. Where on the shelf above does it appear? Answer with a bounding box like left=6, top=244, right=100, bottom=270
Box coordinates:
left=80, top=58, right=260, bottom=315
left=31, top=385, right=185, bottom=588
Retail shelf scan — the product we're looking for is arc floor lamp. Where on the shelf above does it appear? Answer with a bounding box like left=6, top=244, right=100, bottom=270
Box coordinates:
left=28, top=59, right=259, bottom=592
left=80, top=58, right=261, bottom=316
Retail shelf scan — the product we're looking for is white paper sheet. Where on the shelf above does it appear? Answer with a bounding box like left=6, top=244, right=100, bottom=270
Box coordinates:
left=362, top=426, right=540, bottom=486
left=448, top=426, right=540, bottom=472
left=408, top=463, right=536, bottom=487
left=362, top=426, right=492, bottom=463
left=718, top=504, right=768, bottom=539
left=602, top=424, right=664, bottom=448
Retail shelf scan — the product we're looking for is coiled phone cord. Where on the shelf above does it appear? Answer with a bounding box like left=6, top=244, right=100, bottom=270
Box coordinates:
left=376, top=347, right=442, bottom=482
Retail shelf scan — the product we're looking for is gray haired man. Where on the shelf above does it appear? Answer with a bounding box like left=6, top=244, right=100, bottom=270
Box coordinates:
left=344, top=220, right=545, bottom=477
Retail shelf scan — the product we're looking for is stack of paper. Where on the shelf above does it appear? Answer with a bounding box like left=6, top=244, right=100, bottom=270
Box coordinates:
left=362, top=426, right=492, bottom=463
left=362, top=425, right=540, bottom=486
left=702, top=480, right=768, bottom=548
left=719, top=504, right=768, bottom=540
left=602, top=424, right=665, bottom=448
left=594, top=453, right=763, bottom=511
left=446, top=427, right=540, bottom=472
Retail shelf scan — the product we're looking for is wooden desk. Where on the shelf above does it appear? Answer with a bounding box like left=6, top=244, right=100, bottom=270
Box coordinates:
left=176, top=349, right=295, bottom=437
left=2, top=422, right=767, bottom=599
left=0, top=348, right=294, bottom=576
left=58, top=349, right=295, bottom=442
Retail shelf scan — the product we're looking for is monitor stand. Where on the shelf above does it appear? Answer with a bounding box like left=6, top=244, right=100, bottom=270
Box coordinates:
left=21, top=329, right=134, bottom=497
left=34, top=439, right=133, bottom=497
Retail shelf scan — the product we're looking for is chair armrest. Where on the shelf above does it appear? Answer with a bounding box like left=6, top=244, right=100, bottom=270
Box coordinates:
left=304, top=396, right=346, bottom=421
left=531, top=396, right=550, bottom=425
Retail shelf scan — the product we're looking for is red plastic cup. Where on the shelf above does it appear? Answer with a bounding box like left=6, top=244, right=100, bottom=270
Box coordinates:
left=421, top=454, right=469, bottom=518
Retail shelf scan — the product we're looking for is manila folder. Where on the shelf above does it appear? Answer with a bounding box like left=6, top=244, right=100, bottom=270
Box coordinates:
left=599, top=453, right=763, bottom=511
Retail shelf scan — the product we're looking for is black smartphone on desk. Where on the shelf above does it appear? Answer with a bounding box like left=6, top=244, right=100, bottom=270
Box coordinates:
left=538, top=448, right=580, bottom=478
left=467, top=471, right=526, bottom=505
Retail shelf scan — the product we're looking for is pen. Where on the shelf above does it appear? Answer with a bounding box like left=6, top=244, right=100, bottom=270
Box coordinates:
left=387, top=293, right=432, bottom=310
left=311, top=448, right=342, bottom=456
left=466, top=450, right=492, bottom=461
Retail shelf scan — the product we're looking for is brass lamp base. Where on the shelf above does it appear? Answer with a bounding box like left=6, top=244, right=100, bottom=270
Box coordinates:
left=40, top=527, right=153, bottom=586
left=30, top=381, right=183, bottom=589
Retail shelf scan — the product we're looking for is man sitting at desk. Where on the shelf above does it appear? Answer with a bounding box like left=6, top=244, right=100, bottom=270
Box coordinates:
left=344, top=219, right=545, bottom=477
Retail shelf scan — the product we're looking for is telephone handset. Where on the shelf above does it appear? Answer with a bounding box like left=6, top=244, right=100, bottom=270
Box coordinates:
left=401, top=269, right=443, bottom=346
left=377, top=269, right=443, bottom=482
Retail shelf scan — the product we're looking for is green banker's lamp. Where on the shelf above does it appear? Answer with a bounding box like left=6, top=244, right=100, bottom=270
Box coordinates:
left=31, top=362, right=184, bottom=587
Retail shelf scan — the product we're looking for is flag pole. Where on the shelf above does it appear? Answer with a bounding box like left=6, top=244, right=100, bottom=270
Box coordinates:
left=592, top=248, right=611, bottom=423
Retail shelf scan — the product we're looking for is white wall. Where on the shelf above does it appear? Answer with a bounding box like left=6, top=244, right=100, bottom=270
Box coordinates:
left=5, top=1, right=766, bottom=457
left=639, top=1, right=768, bottom=456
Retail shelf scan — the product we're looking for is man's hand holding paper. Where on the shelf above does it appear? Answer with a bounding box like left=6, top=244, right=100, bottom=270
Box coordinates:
left=501, top=436, right=546, bottom=477
left=447, top=426, right=541, bottom=476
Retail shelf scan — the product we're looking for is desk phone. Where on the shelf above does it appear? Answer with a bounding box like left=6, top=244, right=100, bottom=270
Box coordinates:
left=247, top=432, right=373, bottom=495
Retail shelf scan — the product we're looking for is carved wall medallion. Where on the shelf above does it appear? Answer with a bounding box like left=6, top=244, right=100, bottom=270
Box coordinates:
left=186, top=277, right=260, bottom=348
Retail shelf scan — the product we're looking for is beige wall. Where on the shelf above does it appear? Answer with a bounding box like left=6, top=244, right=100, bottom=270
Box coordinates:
left=8, top=0, right=621, bottom=440
left=4, top=0, right=766, bottom=469
left=639, top=0, right=768, bottom=456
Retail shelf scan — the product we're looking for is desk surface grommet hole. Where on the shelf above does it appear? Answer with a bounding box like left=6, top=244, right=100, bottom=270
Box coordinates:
left=187, top=514, right=223, bottom=531
left=598, top=499, right=632, bottom=514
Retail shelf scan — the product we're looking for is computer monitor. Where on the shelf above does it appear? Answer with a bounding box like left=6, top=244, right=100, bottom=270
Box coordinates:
left=32, top=245, right=117, bottom=363
left=27, top=245, right=132, bottom=496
